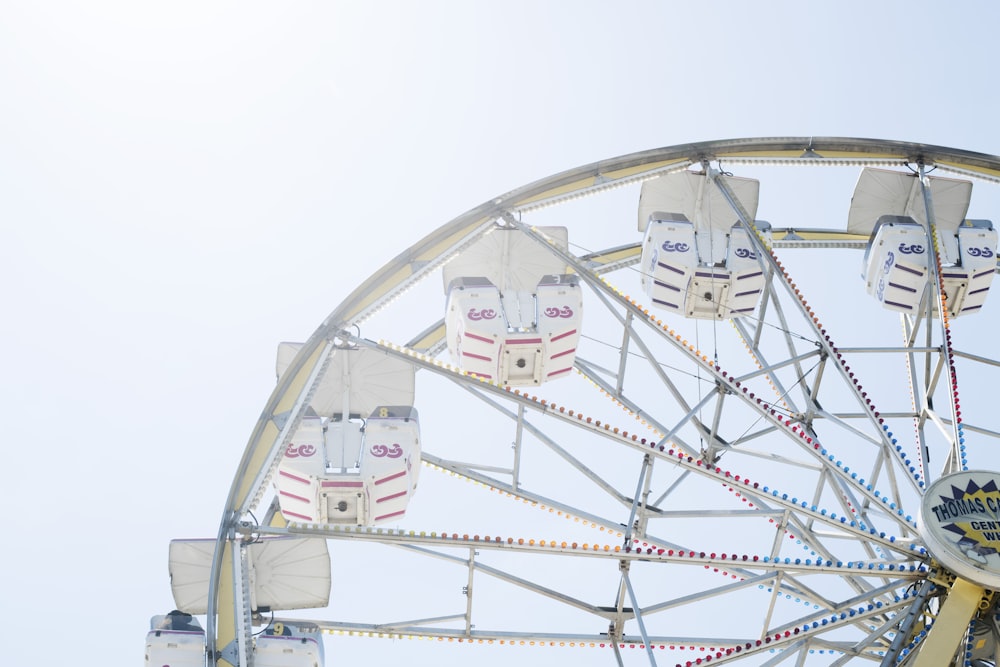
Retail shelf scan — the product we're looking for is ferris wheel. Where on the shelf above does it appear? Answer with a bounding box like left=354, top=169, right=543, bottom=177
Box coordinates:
left=149, top=138, right=1000, bottom=667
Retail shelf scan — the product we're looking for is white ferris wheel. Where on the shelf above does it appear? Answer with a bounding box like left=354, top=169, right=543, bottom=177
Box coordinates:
left=148, top=138, right=1000, bottom=667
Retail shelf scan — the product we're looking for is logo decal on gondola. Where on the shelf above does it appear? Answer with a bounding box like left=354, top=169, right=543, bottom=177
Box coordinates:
left=883, top=251, right=895, bottom=274
left=543, top=306, right=574, bottom=318
left=898, top=243, right=924, bottom=255
left=969, top=247, right=995, bottom=258
left=876, top=278, right=885, bottom=301
left=371, top=443, right=403, bottom=458
left=661, top=240, right=690, bottom=252
left=285, top=443, right=316, bottom=458
left=467, top=308, right=497, bottom=321
left=734, top=248, right=757, bottom=260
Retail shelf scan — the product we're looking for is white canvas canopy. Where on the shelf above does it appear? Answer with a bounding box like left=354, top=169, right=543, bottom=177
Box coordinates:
left=442, top=226, right=570, bottom=293
left=248, top=537, right=332, bottom=612
left=276, top=343, right=415, bottom=418
left=846, top=168, right=972, bottom=235
left=637, top=170, right=760, bottom=233
left=168, top=537, right=331, bottom=614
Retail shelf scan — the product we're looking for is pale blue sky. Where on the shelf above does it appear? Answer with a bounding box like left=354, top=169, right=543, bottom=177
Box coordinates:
left=2, top=2, right=999, bottom=665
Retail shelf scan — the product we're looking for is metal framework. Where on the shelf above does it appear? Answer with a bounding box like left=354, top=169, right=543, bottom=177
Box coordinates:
left=193, top=138, right=1000, bottom=666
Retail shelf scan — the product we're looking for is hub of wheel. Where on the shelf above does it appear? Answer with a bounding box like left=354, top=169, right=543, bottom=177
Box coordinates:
left=919, top=470, right=1000, bottom=589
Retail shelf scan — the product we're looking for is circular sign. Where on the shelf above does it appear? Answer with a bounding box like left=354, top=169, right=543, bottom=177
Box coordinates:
left=919, top=470, right=1000, bottom=588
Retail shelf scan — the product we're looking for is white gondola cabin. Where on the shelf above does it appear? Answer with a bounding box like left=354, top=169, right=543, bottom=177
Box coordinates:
left=444, top=227, right=582, bottom=385
left=851, top=168, right=997, bottom=317
left=255, top=622, right=325, bottom=667
left=145, top=612, right=205, bottom=667
left=274, top=344, right=420, bottom=526
left=637, top=170, right=770, bottom=319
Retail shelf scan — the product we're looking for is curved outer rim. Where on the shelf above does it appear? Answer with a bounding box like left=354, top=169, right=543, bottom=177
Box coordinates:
left=205, top=136, right=1000, bottom=658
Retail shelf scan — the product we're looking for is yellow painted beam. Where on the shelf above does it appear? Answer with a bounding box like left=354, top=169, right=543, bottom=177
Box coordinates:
left=408, top=322, right=446, bottom=352
left=267, top=507, right=288, bottom=529
left=214, top=540, right=238, bottom=667
left=913, top=577, right=984, bottom=667
left=587, top=245, right=641, bottom=266
left=231, top=343, right=326, bottom=510
left=938, top=159, right=1000, bottom=180
left=772, top=230, right=869, bottom=242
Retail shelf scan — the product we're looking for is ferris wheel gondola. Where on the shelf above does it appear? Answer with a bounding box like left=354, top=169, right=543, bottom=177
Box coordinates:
left=152, top=137, right=1000, bottom=667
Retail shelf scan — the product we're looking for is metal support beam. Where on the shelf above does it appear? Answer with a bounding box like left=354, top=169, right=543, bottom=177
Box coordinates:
left=913, top=577, right=984, bottom=667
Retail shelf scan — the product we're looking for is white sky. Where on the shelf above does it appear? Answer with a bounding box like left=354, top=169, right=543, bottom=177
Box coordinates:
left=3, top=2, right=1000, bottom=665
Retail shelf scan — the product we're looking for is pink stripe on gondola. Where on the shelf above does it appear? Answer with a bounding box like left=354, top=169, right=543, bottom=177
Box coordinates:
left=321, top=480, right=364, bottom=487
left=464, top=332, right=494, bottom=344
left=279, top=470, right=311, bottom=485
left=376, top=490, right=408, bottom=503
left=551, top=329, right=577, bottom=342
left=279, top=490, right=311, bottom=503
left=375, top=470, right=407, bottom=485
left=374, top=510, right=406, bottom=522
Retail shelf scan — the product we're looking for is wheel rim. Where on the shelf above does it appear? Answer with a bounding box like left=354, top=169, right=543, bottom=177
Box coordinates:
left=199, top=138, right=1000, bottom=666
